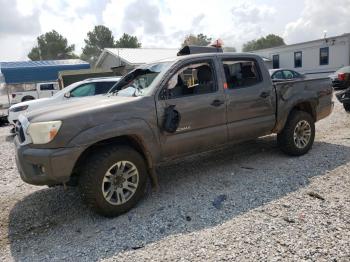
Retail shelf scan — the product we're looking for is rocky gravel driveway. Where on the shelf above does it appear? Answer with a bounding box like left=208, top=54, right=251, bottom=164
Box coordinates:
left=0, top=100, right=349, bottom=261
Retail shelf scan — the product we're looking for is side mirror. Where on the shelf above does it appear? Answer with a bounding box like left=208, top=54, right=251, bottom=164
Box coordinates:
left=64, top=92, right=71, bottom=98
left=162, top=105, right=181, bottom=133
left=167, top=75, right=178, bottom=90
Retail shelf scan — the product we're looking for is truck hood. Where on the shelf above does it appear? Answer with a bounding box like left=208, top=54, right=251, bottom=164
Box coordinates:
left=24, top=93, right=156, bottom=148
left=26, top=95, right=139, bottom=123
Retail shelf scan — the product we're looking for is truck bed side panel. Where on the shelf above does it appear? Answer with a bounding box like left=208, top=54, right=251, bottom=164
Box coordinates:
left=273, top=77, right=333, bottom=133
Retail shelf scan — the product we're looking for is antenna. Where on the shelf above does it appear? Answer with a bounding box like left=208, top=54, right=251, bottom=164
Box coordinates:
left=323, top=30, right=327, bottom=39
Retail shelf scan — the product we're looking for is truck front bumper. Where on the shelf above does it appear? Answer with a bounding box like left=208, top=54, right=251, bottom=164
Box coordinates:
left=14, top=136, right=85, bottom=186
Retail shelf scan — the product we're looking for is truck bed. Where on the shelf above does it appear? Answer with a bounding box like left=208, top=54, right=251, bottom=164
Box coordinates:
left=273, top=77, right=333, bottom=132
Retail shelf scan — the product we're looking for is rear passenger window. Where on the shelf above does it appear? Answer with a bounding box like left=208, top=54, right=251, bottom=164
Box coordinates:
left=40, top=84, right=55, bottom=90
left=283, top=70, right=294, bottom=79
left=95, top=82, right=117, bottom=94
left=293, top=71, right=301, bottom=78
left=222, top=60, right=261, bottom=89
left=272, top=71, right=284, bottom=80
left=166, top=61, right=217, bottom=99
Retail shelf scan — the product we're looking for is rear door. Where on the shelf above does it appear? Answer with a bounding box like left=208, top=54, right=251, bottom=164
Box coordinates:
left=156, top=58, right=228, bottom=159
left=220, top=57, right=276, bottom=142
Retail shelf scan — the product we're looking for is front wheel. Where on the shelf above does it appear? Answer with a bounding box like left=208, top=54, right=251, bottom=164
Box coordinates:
left=79, top=146, right=148, bottom=217
left=277, top=111, right=315, bottom=156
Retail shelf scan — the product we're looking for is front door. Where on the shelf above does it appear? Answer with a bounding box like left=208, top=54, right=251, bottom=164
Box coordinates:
left=156, top=59, right=227, bottom=159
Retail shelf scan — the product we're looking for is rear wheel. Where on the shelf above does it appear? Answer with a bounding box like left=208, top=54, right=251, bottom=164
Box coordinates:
left=22, top=96, right=35, bottom=102
left=79, top=146, right=148, bottom=217
left=277, top=111, right=315, bottom=156
left=343, top=103, right=350, bottom=112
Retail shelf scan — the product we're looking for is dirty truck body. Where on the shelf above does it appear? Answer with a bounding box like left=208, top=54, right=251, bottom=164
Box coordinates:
left=14, top=52, right=333, bottom=216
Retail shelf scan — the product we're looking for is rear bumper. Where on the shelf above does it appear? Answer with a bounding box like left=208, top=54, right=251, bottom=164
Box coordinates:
left=336, top=88, right=350, bottom=104
left=332, top=80, right=349, bottom=89
left=14, top=136, right=85, bottom=186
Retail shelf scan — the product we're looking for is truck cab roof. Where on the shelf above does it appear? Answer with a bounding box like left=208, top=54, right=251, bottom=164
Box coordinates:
left=151, top=52, right=265, bottom=75
left=82, top=76, right=121, bottom=82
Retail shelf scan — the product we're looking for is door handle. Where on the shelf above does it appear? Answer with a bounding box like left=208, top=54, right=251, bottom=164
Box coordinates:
left=260, top=91, right=271, bottom=98
left=211, top=99, right=224, bottom=107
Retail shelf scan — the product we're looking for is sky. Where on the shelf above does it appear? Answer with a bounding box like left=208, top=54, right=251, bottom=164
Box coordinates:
left=0, top=0, right=350, bottom=61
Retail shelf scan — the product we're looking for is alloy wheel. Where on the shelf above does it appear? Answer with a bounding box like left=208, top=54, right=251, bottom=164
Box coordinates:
left=101, top=161, right=139, bottom=205
left=293, top=120, right=312, bottom=149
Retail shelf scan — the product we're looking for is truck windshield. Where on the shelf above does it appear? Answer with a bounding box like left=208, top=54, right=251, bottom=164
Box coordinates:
left=109, top=61, right=173, bottom=96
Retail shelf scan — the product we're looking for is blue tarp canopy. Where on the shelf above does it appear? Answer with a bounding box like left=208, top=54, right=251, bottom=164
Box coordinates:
left=0, top=59, right=90, bottom=84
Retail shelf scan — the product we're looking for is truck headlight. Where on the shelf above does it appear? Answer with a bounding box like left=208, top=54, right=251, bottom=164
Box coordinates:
left=27, top=121, right=62, bottom=144
left=10, top=105, right=29, bottom=112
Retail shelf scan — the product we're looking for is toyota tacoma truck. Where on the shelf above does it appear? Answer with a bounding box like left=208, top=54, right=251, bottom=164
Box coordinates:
left=14, top=46, right=333, bottom=217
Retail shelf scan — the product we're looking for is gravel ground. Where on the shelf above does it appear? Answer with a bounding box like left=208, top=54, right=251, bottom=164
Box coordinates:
left=0, top=100, right=349, bottom=261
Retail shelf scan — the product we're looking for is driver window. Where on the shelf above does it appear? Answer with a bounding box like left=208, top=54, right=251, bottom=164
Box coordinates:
left=283, top=70, right=294, bottom=79
left=166, top=61, right=216, bottom=99
left=71, top=83, right=96, bottom=97
left=40, top=83, right=55, bottom=90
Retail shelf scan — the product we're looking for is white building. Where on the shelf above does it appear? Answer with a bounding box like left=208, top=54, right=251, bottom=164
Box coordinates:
left=252, top=33, right=350, bottom=77
left=96, top=48, right=179, bottom=70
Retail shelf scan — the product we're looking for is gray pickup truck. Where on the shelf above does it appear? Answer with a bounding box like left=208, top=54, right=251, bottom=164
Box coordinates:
left=14, top=47, right=333, bottom=216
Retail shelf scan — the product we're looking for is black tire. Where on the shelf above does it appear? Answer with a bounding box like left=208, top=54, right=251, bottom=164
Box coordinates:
left=277, top=110, right=315, bottom=156
left=22, top=96, right=35, bottom=102
left=79, top=145, right=148, bottom=217
left=343, top=103, right=350, bottom=112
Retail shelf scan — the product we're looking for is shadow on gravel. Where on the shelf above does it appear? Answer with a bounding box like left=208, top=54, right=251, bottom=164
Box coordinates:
left=8, top=137, right=350, bottom=261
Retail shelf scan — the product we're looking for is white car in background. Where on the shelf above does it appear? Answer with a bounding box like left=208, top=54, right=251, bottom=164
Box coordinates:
left=8, top=76, right=120, bottom=126
left=11, top=81, right=60, bottom=104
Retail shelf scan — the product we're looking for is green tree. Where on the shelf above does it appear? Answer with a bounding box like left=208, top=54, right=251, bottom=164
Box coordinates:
left=115, top=33, right=141, bottom=48
left=242, top=34, right=285, bottom=52
left=81, top=25, right=116, bottom=65
left=181, top=34, right=212, bottom=47
left=28, top=30, right=77, bottom=60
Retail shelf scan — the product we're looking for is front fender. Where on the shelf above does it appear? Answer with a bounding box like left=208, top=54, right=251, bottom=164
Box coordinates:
left=67, top=118, right=160, bottom=166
